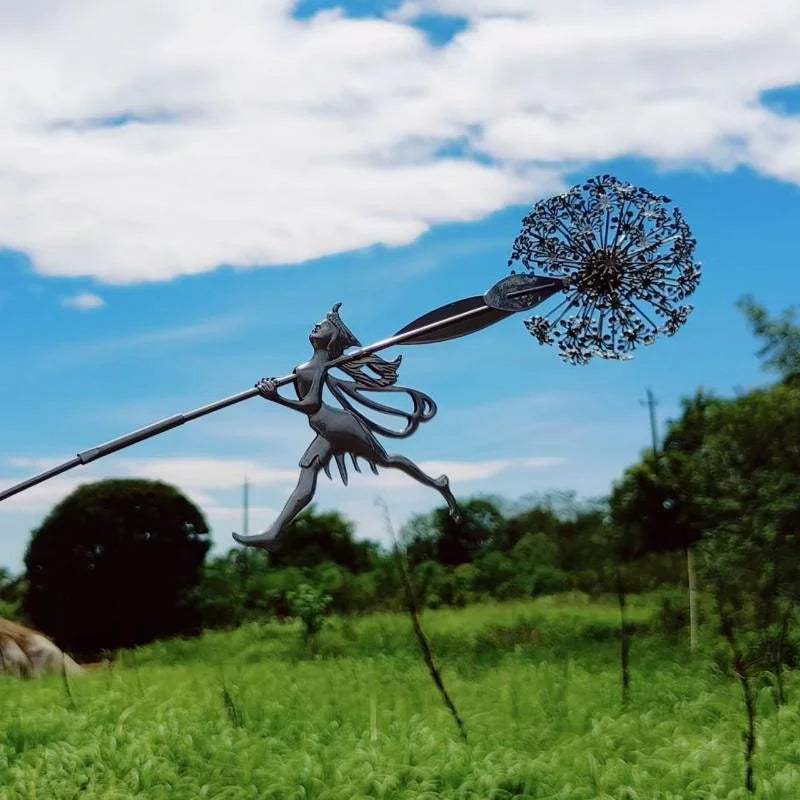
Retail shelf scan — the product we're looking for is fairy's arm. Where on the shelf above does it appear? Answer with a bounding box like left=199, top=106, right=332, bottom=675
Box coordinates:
left=255, top=370, right=325, bottom=415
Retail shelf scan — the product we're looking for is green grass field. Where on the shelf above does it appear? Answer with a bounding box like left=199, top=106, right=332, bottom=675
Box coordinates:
left=1, top=596, right=799, bottom=799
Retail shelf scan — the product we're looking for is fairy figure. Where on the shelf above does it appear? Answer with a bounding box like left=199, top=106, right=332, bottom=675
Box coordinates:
left=232, top=303, right=462, bottom=550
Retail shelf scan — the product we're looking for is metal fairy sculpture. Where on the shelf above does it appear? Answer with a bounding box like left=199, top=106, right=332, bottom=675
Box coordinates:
left=0, top=175, right=701, bottom=552
left=232, top=303, right=461, bottom=550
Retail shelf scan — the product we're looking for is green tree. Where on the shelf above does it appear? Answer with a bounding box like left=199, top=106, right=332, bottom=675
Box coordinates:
left=266, top=506, right=377, bottom=571
left=473, top=551, right=517, bottom=598
left=510, top=532, right=568, bottom=596
left=688, top=383, right=800, bottom=793
left=609, top=391, right=715, bottom=560
left=504, top=503, right=561, bottom=554
left=610, top=391, right=717, bottom=650
left=411, top=560, right=447, bottom=608
left=24, top=479, right=210, bottom=657
left=404, top=497, right=506, bottom=567
left=738, top=295, right=800, bottom=382
left=690, top=385, right=800, bottom=652
left=0, top=567, right=24, bottom=620
left=510, top=492, right=611, bottom=584
left=287, top=583, right=332, bottom=644
left=611, top=372, right=800, bottom=793
left=192, top=551, right=248, bottom=629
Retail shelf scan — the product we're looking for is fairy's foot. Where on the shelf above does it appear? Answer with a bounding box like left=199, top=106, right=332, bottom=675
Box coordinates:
left=435, top=475, right=462, bottom=523
left=232, top=530, right=281, bottom=551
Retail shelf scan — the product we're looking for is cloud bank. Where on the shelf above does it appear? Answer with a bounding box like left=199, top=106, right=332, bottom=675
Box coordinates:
left=1, top=0, right=799, bottom=283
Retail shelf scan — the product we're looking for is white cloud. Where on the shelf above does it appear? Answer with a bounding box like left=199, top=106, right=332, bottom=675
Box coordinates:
left=0, top=474, right=87, bottom=513
left=3, top=451, right=560, bottom=500
left=61, top=291, right=104, bottom=310
left=0, top=0, right=798, bottom=283
left=204, top=504, right=276, bottom=523
left=0, top=441, right=577, bottom=560
left=119, top=456, right=299, bottom=491
left=0, top=450, right=562, bottom=527
left=434, top=455, right=563, bottom=476
left=369, top=456, right=564, bottom=487
left=203, top=504, right=278, bottom=547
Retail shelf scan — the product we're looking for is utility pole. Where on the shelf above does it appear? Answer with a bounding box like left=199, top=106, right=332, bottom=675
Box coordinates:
left=640, top=388, right=659, bottom=456
left=241, top=476, right=250, bottom=588
left=641, top=388, right=697, bottom=653
left=243, top=476, right=249, bottom=538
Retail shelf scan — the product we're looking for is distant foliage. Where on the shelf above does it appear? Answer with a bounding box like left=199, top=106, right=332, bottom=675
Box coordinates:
left=0, top=567, right=24, bottom=621
left=738, top=295, right=800, bottom=381
left=265, top=506, right=378, bottom=572
left=189, top=493, right=682, bottom=630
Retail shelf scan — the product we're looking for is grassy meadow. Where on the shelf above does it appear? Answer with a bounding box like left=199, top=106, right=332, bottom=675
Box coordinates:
left=1, top=596, right=799, bottom=799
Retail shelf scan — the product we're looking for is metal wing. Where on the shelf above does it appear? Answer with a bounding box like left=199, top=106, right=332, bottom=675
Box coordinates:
left=325, top=373, right=437, bottom=439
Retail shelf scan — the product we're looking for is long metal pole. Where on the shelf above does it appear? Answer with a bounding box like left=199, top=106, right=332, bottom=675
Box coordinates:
left=0, top=302, right=496, bottom=503
left=1, top=274, right=565, bottom=504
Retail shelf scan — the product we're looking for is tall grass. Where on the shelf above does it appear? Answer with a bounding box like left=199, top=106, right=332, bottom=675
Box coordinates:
left=0, top=596, right=797, bottom=798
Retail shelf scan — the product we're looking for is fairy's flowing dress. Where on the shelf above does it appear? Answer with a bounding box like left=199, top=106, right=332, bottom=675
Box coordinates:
left=295, top=355, right=437, bottom=484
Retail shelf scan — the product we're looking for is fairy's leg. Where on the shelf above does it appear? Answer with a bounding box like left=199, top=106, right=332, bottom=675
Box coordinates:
left=232, top=465, right=320, bottom=551
left=233, top=435, right=332, bottom=550
left=377, top=453, right=462, bottom=523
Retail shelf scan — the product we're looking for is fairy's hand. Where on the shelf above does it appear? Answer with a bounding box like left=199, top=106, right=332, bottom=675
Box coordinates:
left=256, top=377, right=279, bottom=399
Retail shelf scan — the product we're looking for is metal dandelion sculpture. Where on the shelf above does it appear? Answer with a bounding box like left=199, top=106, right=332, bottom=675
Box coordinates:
left=508, top=174, right=701, bottom=365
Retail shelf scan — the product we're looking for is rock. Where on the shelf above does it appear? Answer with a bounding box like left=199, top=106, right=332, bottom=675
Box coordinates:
left=0, top=618, right=83, bottom=678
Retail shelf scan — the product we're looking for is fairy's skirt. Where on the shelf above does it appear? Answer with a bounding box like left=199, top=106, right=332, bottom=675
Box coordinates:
left=299, top=405, right=387, bottom=480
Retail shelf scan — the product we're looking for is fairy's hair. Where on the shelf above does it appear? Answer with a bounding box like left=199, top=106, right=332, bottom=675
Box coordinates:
left=326, top=302, right=361, bottom=359
left=326, top=303, right=401, bottom=387
left=338, top=352, right=402, bottom=388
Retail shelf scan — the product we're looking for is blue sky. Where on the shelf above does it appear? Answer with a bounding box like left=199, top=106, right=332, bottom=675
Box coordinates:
left=1, top=0, right=800, bottom=570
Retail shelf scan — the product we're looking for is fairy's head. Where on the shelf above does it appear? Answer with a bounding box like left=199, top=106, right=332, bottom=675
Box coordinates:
left=309, top=302, right=361, bottom=358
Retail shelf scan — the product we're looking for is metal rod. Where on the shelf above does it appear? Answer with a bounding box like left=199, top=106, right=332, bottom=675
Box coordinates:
left=0, top=302, right=496, bottom=503
left=329, top=303, right=492, bottom=363
left=0, top=457, right=82, bottom=501
left=505, top=281, right=560, bottom=299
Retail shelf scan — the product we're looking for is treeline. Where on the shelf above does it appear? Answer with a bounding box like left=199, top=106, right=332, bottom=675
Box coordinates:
left=2, top=483, right=684, bottom=656
left=193, top=494, right=685, bottom=629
